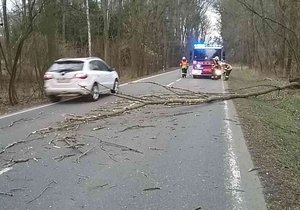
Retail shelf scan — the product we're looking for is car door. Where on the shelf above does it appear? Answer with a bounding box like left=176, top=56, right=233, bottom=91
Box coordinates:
left=88, top=60, right=106, bottom=92
left=96, top=60, right=114, bottom=90
left=101, top=61, right=117, bottom=87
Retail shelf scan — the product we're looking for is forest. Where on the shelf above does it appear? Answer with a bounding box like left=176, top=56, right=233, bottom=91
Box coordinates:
left=0, top=0, right=299, bottom=105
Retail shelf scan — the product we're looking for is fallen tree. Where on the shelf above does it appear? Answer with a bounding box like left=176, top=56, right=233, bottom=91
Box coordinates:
left=3, top=80, right=299, bottom=138
left=64, top=81, right=300, bottom=123
left=0, top=79, right=299, bottom=161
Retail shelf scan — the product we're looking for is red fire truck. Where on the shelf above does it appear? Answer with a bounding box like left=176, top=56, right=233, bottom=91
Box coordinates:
left=191, top=44, right=225, bottom=79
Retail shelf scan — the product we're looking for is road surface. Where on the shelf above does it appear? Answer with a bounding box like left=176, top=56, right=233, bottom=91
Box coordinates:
left=0, top=69, right=266, bottom=210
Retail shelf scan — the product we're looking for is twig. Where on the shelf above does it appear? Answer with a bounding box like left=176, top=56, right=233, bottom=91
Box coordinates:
left=60, top=137, right=72, bottom=146
left=67, top=102, right=146, bottom=122
left=112, top=92, right=147, bottom=103
left=149, top=147, right=164, bottom=151
left=0, top=137, right=43, bottom=155
left=8, top=118, right=30, bottom=127
left=76, top=146, right=96, bottom=163
left=48, top=139, right=56, bottom=145
left=173, top=111, right=193, bottom=117
left=143, top=187, right=161, bottom=191
left=5, top=158, right=32, bottom=167
left=65, top=144, right=85, bottom=149
left=91, top=184, right=109, bottom=190
left=81, top=134, right=143, bottom=154
left=227, top=188, right=245, bottom=193
left=248, top=167, right=261, bottom=172
left=27, top=180, right=57, bottom=204
left=170, top=85, right=208, bottom=96
left=0, top=118, right=32, bottom=129
left=54, top=154, right=76, bottom=162
left=224, top=118, right=238, bottom=123
left=119, top=125, right=155, bottom=132
left=92, top=126, right=106, bottom=131
left=0, top=191, right=13, bottom=196
left=107, top=153, right=118, bottom=162
left=29, top=127, right=53, bottom=136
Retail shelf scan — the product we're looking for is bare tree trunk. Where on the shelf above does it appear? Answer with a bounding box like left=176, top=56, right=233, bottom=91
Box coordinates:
left=278, top=0, right=287, bottom=76
left=86, top=0, right=92, bottom=57
left=22, top=0, right=26, bottom=17
left=2, top=0, right=12, bottom=71
left=62, top=0, right=66, bottom=42
left=117, top=0, right=123, bottom=70
left=285, top=3, right=297, bottom=78
left=102, top=0, right=110, bottom=61
left=0, top=55, right=2, bottom=86
left=2, top=0, right=18, bottom=104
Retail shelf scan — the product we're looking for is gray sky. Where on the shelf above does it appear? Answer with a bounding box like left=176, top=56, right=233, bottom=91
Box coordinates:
left=0, top=0, right=20, bottom=11
left=206, top=7, right=221, bottom=38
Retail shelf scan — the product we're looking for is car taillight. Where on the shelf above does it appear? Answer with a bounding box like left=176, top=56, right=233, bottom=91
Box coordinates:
left=43, top=73, right=53, bottom=80
left=75, top=73, right=88, bottom=79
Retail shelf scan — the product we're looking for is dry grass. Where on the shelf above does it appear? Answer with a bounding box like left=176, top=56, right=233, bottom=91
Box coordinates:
left=229, top=67, right=300, bottom=209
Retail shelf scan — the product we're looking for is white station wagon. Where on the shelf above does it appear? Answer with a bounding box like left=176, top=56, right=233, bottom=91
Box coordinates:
left=44, top=57, right=119, bottom=102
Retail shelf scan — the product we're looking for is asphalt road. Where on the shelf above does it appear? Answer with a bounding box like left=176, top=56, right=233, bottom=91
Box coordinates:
left=0, top=69, right=266, bottom=210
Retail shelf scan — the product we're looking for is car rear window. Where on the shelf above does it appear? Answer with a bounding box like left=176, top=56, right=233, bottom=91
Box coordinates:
left=48, top=61, right=84, bottom=72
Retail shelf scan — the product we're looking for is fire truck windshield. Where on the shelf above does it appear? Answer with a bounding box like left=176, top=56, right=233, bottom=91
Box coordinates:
left=193, top=49, right=222, bottom=61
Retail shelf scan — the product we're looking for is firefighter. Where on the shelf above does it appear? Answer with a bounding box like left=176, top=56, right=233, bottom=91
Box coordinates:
left=180, top=57, right=189, bottom=78
left=212, top=56, right=221, bottom=69
left=211, top=56, right=222, bottom=79
left=222, top=61, right=233, bottom=81
left=180, top=57, right=189, bottom=69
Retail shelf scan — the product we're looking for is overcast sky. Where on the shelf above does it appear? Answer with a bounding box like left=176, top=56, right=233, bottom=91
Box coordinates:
left=206, top=7, right=221, bottom=38
left=2, top=0, right=17, bottom=9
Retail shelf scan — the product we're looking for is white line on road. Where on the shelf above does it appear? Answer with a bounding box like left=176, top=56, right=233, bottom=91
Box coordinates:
left=222, top=81, right=243, bottom=209
left=0, top=102, right=61, bottom=120
left=0, top=69, right=178, bottom=120
left=0, top=167, right=12, bottom=176
left=130, top=69, right=177, bottom=84
left=167, top=82, right=175, bottom=87
left=176, top=78, right=182, bottom=82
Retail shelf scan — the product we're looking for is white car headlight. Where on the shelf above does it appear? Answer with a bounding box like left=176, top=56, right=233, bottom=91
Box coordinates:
left=196, top=64, right=201, bottom=69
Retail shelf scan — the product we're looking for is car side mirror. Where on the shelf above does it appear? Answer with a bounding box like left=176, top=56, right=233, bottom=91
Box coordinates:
left=110, top=67, right=116, bottom=71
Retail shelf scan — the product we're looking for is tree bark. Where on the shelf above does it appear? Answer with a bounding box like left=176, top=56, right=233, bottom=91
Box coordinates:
left=86, top=0, right=92, bottom=57
left=102, top=0, right=110, bottom=61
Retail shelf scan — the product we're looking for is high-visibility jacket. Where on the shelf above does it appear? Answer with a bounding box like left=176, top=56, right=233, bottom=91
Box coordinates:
left=180, top=60, right=189, bottom=69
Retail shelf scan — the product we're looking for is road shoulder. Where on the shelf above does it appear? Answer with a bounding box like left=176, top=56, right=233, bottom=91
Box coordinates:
left=228, top=68, right=300, bottom=209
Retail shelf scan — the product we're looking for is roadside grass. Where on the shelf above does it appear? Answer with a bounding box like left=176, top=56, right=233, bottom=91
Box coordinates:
left=229, top=67, right=300, bottom=209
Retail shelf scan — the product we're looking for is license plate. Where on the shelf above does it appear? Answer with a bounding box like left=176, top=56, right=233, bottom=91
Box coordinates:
left=57, top=78, right=70, bottom=83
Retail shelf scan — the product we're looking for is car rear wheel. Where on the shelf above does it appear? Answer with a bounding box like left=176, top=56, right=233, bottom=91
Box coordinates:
left=87, top=83, right=100, bottom=102
left=111, top=79, right=119, bottom=94
left=48, top=95, right=61, bottom=103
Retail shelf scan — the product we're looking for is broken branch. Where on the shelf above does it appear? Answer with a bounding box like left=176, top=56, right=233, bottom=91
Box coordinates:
left=27, top=180, right=57, bottom=204
left=0, top=137, right=43, bottom=155
left=119, top=125, right=155, bottom=132
left=81, top=134, right=143, bottom=154
left=54, top=154, right=76, bottom=162
left=0, top=191, right=13, bottom=197
left=76, top=146, right=96, bottom=163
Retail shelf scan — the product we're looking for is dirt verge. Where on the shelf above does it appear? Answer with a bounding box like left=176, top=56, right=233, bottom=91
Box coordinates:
left=228, top=67, right=300, bottom=209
